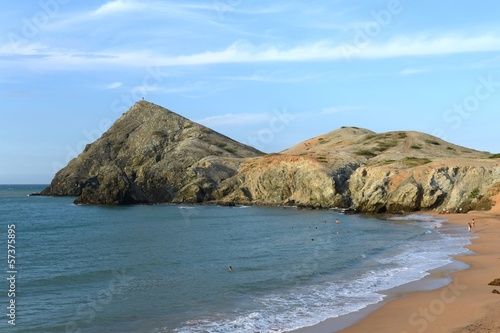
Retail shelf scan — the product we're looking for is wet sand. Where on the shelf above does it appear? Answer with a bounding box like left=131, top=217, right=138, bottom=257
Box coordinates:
left=335, top=204, right=500, bottom=333
left=290, top=194, right=500, bottom=333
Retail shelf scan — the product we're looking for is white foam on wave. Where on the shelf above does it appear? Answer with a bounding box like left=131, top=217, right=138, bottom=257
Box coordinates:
left=172, top=281, right=384, bottom=333
left=171, top=263, right=438, bottom=333
left=170, top=214, right=470, bottom=333
left=389, top=213, right=448, bottom=230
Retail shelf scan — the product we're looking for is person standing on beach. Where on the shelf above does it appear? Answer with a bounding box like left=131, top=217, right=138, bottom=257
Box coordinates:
left=468, top=223, right=472, bottom=232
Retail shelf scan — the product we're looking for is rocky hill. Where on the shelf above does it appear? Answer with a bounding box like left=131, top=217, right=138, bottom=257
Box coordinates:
left=218, top=127, right=500, bottom=213
left=42, top=101, right=500, bottom=213
left=41, top=101, right=263, bottom=204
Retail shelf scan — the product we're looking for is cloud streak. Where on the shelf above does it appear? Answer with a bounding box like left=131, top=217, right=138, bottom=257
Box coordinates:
left=197, top=113, right=272, bottom=126
left=105, top=82, right=123, bottom=89
left=151, top=34, right=500, bottom=66
left=3, top=33, right=500, bottom=70
left=92, top=0, right=143, bottom=16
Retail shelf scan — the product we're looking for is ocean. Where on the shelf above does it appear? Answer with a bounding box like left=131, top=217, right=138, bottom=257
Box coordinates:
left=0, top=185, right=470, bottom=333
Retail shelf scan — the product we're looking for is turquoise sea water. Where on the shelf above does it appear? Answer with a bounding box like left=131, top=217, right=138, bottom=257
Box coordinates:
left=0, top=185, right=470, bottom=333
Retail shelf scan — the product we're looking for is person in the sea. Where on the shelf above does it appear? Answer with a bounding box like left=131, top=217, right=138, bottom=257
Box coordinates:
left=228, top=266, right=233, bottom=271
left=335, top=219, right=340, bottom=224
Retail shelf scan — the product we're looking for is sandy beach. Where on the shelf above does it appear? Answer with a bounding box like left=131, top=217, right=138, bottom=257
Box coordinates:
left=334, top=195, right=500, bottom=333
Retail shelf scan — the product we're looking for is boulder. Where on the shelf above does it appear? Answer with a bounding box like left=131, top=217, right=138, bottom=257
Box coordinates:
left=488, top=278, right=500, bottom=286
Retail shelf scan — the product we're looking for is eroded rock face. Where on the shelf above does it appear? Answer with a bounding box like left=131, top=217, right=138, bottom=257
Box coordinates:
left=41, top=101, right=263, bottom=204
left=43, top=102, right=500, bottom=212
left=216, top=155, right=340, bottom=208
left=348, top=163, right=500, bottom=213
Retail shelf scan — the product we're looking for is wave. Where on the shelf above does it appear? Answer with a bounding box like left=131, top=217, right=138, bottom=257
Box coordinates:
left=169, top=216, right=470, bottom=333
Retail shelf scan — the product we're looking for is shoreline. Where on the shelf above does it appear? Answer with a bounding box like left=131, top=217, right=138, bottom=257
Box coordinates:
left=288, top=214, right=471, bottom=333
left=297, top=209, right=500, bottom=333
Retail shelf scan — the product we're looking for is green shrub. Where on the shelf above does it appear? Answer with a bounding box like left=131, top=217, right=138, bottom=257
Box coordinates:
left=425, top=139, right=440, bottom=145
left=215, top=142, right=227, bottom=148
left=402, top=157, right=432, bottom=167
left=355, top=150, right=377, bottom=158
left=375, top=159, right=396, bottom=166
left=375, top=141, right=398, bottom=152
left=152, top=131, right=166, bottom=137
left=469, top=187, right=480, bottom=199
left=113, top=144, right=123, bottom=154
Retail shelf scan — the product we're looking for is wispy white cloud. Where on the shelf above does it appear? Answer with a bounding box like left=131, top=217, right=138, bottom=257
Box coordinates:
left=399, top=67, right=430, bottom=76
left=43, top=0, right=226, bottom=35
left=140, top=34, right=500, bottom=67
left=151, top=34, right=500, bottom=66
left=197, top=113, right=271, bottom=126
left=3, top=33, right=500, bottom=70
left=0, top=42, right=47, bottom=56
left=320, top=107, right=341, bottom=115
left=319, top=106, right=362, bottom=115
left=129, top=80, right=226, bottom=99
left=231, top=4, right=289, bottom=15
left=359, top=34, right=500, bottom=59
left=92, top=0, right=143, bottom=16
left=467, top=54, right=500, bottom=69
left=105, top=82, right=123, bottom=89
left=223, top=70, right=322, bottom=83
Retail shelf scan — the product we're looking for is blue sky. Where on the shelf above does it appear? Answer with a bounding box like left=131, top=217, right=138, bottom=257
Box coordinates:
left=1, top=0, right=500, bottom=184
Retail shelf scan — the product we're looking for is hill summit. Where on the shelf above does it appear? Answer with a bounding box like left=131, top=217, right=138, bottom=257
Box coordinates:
left=42, top=101, right=500, bottom=213
left=41, top=101, right=263, bottom=204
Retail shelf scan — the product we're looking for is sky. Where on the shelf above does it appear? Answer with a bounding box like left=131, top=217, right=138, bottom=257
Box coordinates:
left=1, top=0, right=500, bottom=184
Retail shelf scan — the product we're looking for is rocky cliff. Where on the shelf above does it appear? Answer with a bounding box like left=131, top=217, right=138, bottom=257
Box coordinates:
left=215, top=127, right=500, bottom=212
left=42, top=101, right=500, bottom=213
left=41, top=101, right=264, bottom=204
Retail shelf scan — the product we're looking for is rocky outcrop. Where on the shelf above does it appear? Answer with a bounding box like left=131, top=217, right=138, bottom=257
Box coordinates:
left=216, top=127, right=500, bottom=212
left=348, top=162, right=500, bottom=213
left=42, top=102, right=500, bottom=213
left=215, top=155, right=341, bottom=208
left=41, top=101, right=263, bottom=204
left=488, top=278, right=500, bottom=286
